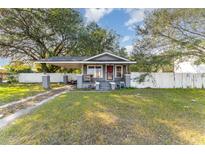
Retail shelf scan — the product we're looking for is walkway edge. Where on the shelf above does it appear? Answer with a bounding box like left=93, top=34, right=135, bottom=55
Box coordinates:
left=0, top=86, right=67, bottom=109
left=0, top=90, right=68, bottom=129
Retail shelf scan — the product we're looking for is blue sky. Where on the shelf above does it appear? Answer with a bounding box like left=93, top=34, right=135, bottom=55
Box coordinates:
left=0, top=58, right=10, bottom=67
left=79, top=9, right=146, bottom=51
left=0, top=8, right=147, bottom=66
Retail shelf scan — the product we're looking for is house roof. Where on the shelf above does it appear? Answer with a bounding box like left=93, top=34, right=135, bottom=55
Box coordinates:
left=39, top=56, right=89, bottom=62
left=84, top=52, right=130, bottom=61
left=36, top=52, right=136, bottom=64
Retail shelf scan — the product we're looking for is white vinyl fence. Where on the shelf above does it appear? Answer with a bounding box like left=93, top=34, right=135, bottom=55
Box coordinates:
left=19, top=73, right=77, bottom=83
left=131, top=72, right=205, bottom=88
left=19, top=72, right=205, bottom=88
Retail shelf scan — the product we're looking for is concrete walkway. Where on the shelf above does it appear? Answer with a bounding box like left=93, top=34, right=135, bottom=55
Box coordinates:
left=0, top=86, right=72, bottom=129
left=0, top=86, right=70, bottom=109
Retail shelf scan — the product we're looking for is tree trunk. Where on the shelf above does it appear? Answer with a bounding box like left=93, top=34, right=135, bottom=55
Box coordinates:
left=40, top=63, right=62, bottom=73
left=41, top=63, right=50, bottom=73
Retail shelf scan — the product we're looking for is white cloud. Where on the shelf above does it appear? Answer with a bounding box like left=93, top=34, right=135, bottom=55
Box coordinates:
left=84, top=8, right=113, bottom=23
left=124, top=9, right=153, bottom=28
left=125, top=9, right=145, bottom=27
left=121, top=35, right=130, bottom=43
left=125, top=45, right=133, bottom=55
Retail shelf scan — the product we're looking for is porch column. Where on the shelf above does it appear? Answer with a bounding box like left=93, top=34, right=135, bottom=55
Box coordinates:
left=81, top=64, right=84, bottom=74
left=126, top=64, right=130, bottom=74
left=77, top=74, right=83, bottom=89
left=125, top=65, right=128, bottom=74
left=125, top=74, right=131, bottom=88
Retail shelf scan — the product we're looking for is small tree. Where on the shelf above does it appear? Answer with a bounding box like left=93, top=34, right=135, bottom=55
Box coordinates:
left=4, top=61, right=33, bottom=83
left=5, top=61, right=33, bottom=73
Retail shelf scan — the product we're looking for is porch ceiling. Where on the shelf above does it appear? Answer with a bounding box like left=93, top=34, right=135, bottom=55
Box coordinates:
left=49, top=63, right=82, bottom=69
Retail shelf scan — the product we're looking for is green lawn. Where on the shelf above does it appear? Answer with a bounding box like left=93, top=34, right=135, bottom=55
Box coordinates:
left=0, top=83, right=63, bottom=105
left=0, top=89, right=205, bottom=144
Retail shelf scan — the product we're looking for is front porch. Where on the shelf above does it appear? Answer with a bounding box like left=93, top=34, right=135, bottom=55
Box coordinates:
left=36, top=52, right=135, bottom=90
left=77, top=64, right=130, bottom=90
left=79, top=79, right=130, bottom=91
left=77, top=71, right=131, bottom=90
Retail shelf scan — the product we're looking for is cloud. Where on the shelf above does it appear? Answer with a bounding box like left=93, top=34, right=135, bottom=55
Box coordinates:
left=125, top=9, right=152, bottom=28
left=125, top=45, right=133, bottom=55
left=121, top=35, right=130, bottom=43
left=84, top=8, right=113, bottom=23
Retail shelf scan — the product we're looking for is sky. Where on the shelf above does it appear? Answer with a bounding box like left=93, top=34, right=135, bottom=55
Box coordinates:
left=80, top=8, right=146, bottom=52
left=0, top=8, right=147, bottom=67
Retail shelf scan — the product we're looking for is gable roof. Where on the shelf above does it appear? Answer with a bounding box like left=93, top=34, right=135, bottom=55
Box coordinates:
left=84, top=52, right=130, bottom=61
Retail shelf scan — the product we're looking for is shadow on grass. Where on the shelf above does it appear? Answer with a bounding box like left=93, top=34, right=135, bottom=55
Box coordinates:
left=0, top=89, right=204, bottom=144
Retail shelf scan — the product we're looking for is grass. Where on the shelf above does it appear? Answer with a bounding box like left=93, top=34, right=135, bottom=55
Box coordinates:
left=0, top=83, right=63, bottom=105
left=0, top=89, right=205, bottom=144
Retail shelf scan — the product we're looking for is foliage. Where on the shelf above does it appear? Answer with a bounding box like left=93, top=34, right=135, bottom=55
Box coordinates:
left=0, top=89, right=205, bottom=144
left=74, top=22, right=123, bottom=56
left=0, top=9, right=83, bottom=72
left=135, top=73, right=150, bottom=83
left=4, top=61, right=32, bottom=83
left=5, top=61, right=32, bottom=73
left=114, top=47, right=129, bottom=58
left=132, top=9, right=205, bottom=71
left=130, top=49, right=175, bottom=72
left=6, top=74, right=18, bottom=83
left=0, top=9, right=124, bottom=72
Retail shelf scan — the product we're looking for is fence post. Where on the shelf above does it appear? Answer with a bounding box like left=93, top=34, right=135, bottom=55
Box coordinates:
left=125, top=74, right=131, bottom=88
left=42, top=75, right=50, bottom=89
left=63, top=74, right=68, bottom=84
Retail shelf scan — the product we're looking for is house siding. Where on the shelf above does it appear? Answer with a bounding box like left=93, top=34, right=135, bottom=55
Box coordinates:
left=82, top=64, right=127, bottom=82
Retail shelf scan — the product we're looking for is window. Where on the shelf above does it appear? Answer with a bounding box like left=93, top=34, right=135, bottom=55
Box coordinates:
left=87, top=65, right=103, bottom=78
left=115, top=65, right=123, bottom=78
left=95, top=66, right=102, bottom=78
left=87, top=66, right=95, bottom=75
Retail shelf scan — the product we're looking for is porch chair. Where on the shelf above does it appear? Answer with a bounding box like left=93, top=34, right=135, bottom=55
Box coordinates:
left=83, top=74, right=93, bottom=82
left=119, top=81, right=125, bottom=89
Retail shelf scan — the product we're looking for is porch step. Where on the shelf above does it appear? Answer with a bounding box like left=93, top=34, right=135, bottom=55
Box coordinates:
left=99, top=81, right=111, bottom=90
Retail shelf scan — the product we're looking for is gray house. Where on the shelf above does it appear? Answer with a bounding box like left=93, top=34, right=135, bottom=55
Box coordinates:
left=37, top=52, right=136, bottom=90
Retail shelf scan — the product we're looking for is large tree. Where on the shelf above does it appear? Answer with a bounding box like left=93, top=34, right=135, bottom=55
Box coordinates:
left=0, top=9, right=125, bottom=72
left=0, top=8, right=83, bottom=72
left=132, top=9, right=205, bottom=72
left=74, top=22, right=123, bottom=56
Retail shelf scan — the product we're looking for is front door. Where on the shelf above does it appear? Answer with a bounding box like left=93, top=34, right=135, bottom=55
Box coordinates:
left=107, top=65, right=113, bottom=80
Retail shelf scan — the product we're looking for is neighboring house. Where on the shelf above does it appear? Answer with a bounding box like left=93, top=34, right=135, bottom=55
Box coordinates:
left=37, top=52, right=136, bottom=90
left=174, top=58, right=205, bottom=73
